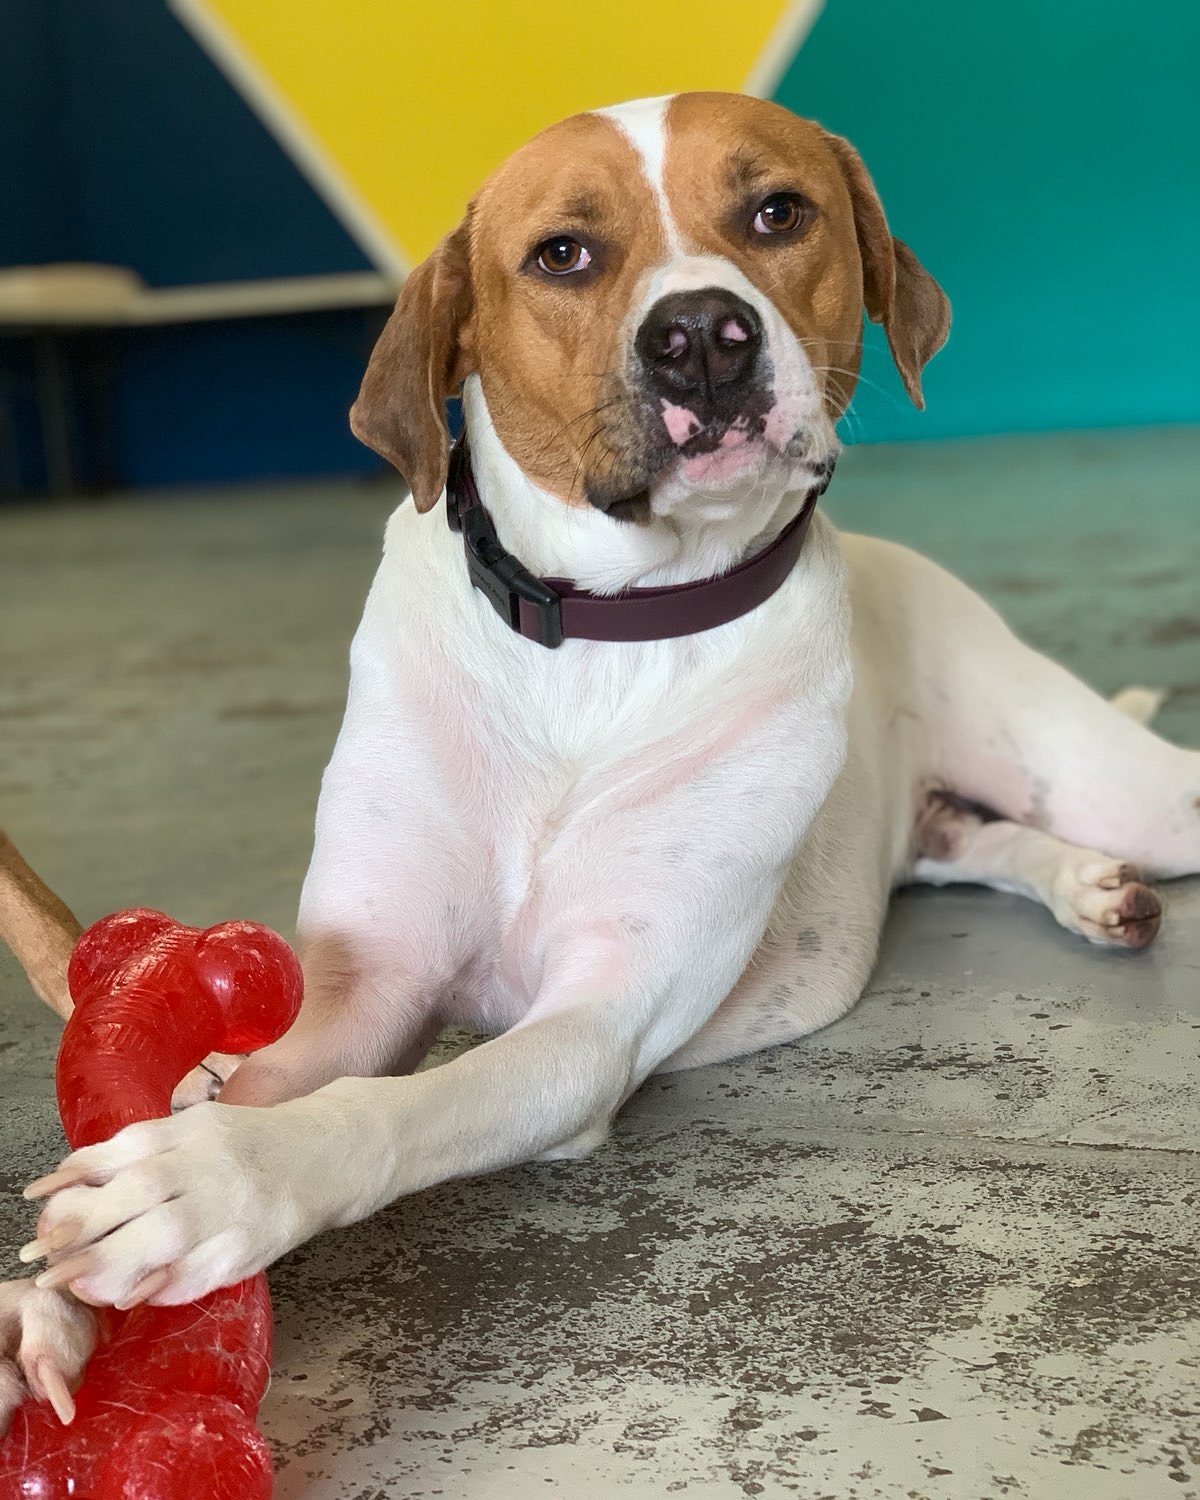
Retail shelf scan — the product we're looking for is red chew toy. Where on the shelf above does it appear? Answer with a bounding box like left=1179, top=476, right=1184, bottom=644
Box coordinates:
left=0, top=909, right=302, bottom=1500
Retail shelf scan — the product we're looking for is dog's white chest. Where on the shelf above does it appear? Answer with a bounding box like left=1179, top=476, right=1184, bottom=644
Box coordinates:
left=305, top=502, right=853, bottom=1032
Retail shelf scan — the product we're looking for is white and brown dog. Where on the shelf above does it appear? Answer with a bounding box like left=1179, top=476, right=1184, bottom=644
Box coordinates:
left=3, top=92, right=1199, bottom=1424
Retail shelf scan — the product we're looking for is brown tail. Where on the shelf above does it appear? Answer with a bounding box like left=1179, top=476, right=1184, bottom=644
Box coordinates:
left=0, top=831, right=80, bottom=1020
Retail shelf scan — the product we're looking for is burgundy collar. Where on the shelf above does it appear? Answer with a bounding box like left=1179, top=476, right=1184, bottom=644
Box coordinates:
left=445, top=435, right=829, bottom=649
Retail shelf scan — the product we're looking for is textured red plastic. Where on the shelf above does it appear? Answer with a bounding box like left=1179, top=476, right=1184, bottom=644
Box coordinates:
left=0, top=910, right=302, bottom=1499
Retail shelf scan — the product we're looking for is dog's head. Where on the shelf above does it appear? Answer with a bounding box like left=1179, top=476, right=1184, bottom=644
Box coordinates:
left=352, top=93, right=949, bottom=524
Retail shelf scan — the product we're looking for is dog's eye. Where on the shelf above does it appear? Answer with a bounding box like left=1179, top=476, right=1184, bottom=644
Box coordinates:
left=536, top=237, right=591, bottom=275
left=752, top=193, right=805, bottom=235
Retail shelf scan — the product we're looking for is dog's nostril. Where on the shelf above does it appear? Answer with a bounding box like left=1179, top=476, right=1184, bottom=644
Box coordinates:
left=661, top=325, right=689, bottom=360
left=717, top=317, right=752, bottom=346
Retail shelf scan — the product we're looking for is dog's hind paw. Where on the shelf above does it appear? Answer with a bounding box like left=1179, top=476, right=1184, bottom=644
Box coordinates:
left=1053, top=857, right=1162, bottom=949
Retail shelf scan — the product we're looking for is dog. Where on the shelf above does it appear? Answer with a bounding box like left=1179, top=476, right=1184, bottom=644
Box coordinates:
left=3, top=91, right=1199, bottom=1427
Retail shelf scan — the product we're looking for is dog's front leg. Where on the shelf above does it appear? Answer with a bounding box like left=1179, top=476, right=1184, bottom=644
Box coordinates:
left=18, top=995, right=645, bottom=1308
left=20, top=829, right=816, bottom=1307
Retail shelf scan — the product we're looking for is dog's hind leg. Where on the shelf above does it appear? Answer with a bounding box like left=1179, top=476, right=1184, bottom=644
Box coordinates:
left=907, top=682, right=1182, bottom=947
left=910, top=793, right=1163, bottom=948
left=884, top=546, right=1200, bottom=882
left=944, top=653, right=1200, bottom=880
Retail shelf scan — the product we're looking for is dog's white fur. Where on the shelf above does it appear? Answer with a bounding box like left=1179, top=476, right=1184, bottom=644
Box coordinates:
left=5, top=97, right=1199, bottom=1418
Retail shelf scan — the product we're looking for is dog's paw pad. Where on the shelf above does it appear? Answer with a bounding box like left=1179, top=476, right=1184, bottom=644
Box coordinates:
left=1061, top=861, right=1162, bottom=948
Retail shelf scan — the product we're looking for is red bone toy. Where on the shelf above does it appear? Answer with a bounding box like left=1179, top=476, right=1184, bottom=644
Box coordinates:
left=0, top=907, right=302, bottom=1500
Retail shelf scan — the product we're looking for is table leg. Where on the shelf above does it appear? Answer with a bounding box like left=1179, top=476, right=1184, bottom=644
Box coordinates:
left=33, top=332, right=77, bottom=495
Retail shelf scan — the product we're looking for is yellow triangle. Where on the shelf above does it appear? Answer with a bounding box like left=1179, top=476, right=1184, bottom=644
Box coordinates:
left=174, top=0, right=814, bottom=268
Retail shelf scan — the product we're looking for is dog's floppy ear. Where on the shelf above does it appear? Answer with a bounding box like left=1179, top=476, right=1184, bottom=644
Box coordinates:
left=822, top=131, right=950, bottom=409
left=350, top=221, right=475, bottom=511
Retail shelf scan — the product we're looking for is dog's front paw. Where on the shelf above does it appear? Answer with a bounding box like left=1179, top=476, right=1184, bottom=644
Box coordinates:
left=20, top=1103, right=308, bottom=1308
left=0, top=1278, right=99, bottom=1433
left=171, top=1050, right=248, bottom=1110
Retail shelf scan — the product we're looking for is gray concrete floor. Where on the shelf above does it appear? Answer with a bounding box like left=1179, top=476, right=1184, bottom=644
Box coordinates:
left=1, top=426, right=1198, bottom=1500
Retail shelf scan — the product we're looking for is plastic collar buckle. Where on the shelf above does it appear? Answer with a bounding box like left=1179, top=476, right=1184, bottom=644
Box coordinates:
left=460, top=504, right=564, bottom=648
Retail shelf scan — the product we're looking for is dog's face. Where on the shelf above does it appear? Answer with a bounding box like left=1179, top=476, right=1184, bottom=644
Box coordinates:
left=352, top=93, right=950, bottom=521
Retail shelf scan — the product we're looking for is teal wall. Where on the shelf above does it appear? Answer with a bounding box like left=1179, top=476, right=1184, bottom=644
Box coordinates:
left=775, top=0, right=1200, bottom=441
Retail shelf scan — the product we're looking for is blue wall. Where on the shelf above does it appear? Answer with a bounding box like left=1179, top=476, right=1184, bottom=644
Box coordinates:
left=0, top=0, right=386, bottom=493
left=0, top=4, right=72, bottom=268
left=776, top=0, right=1200, bottom=441
left=50, top=1, right=375, bottom=286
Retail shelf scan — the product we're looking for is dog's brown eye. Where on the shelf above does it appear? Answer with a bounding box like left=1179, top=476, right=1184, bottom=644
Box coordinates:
left=536, top=237, right=591, bottom=275
left=752, top=193, right=804, bottom=235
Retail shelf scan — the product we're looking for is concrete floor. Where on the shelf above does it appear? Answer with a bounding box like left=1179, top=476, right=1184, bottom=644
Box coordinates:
left=1, top=426, right=1198, bottom=1500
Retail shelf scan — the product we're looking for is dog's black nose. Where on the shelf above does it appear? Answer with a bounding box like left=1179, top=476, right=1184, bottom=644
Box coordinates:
left=636, top=289, right=763, bottom=404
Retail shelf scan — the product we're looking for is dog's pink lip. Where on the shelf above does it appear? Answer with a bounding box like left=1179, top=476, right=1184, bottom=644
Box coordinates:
left=652, top=400, right=802, bottom=489
left=678, top=434, right=770, bottom=486
left=659, top=402, right=769, bottom=451
left=660, top=401, right=702, bottom=446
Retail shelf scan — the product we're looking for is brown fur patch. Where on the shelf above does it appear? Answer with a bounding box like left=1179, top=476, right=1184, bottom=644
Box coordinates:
left=468, top=112, right=666, bottom=506
left=663, top=94, right=868, bottom=422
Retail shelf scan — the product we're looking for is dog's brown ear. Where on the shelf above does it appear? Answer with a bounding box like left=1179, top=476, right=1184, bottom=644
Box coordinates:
left=350, top=221, right=475, bottom=511
left=823, top=132, right=950, bottom=408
